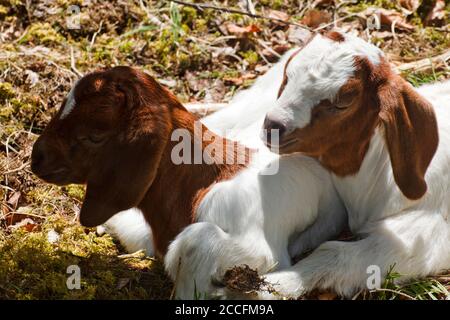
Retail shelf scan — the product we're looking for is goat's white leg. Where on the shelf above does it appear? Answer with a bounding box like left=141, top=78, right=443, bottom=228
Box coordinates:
left=258, top=212, right=450, bottom=299
left=165, top=222, right=275, bottom=299
left=288, top=203, right=348, bottom=258
left=102, top=208, right=154, bottom=256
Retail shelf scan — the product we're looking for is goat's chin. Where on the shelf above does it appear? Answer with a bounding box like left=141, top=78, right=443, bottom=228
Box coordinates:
left=79, top=212, right=108, bottom=228
left=37, top=174, right=84, bottom=186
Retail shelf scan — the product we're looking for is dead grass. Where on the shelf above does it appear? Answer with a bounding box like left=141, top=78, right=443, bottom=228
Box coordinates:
left=0, top=0, right=449, bottom=299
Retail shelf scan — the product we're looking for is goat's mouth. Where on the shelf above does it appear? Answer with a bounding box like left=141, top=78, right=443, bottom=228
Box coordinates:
left=34, top=167, right=82, bottom=186
left=265, top=137, right=299, bottom=154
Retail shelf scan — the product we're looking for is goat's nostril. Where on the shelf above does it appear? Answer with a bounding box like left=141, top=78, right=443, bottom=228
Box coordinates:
left=263, top=117, right=286, bottom=145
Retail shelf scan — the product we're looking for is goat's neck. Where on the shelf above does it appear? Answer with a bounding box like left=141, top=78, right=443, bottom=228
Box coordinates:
left=139, top=107, right=249, bottom=257
left=331, top=129, right=403, bottom=232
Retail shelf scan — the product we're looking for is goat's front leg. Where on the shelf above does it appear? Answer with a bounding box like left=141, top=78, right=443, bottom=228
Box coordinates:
left=165, top=222, right=276, bottom=299
left=258, top=212, right=450, bottom=299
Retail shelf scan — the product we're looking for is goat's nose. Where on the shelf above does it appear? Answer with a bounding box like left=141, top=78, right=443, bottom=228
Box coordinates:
left=31, top=138, right=47, bottom=173
left=263, top=116, right=286, bottom=145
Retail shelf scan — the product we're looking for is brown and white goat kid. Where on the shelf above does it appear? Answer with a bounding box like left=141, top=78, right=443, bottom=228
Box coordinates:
left=31, top=67, right=345, bottom=298
left=257, top=31, right=450, bottom=298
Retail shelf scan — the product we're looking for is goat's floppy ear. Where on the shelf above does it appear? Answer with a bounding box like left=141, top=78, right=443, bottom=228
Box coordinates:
left=379, top=80, right=438, bottom=200
left=80, top=78, right=171, bottom=227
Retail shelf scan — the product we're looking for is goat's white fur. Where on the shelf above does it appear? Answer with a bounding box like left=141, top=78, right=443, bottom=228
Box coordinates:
left=164, top=48, right=347, bottom=298
left=103, top=32, right=450, bottom=299
left=258, top=33, right=450, bottom=299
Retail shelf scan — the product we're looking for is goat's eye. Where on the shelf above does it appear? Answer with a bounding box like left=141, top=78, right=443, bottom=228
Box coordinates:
left=77, top=132, right=108, bottom=146
left=88, top=133, right=107, bottom=144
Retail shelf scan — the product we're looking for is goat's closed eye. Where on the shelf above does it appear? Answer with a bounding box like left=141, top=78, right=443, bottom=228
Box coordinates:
left=77, top=132, right=108, bottom=146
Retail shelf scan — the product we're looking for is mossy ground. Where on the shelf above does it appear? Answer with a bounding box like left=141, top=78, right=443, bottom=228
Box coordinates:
left=0, top=0, right=449, bottom=299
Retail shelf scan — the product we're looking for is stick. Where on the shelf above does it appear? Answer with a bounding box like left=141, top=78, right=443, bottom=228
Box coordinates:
left=396, top=49, right=450, bottom=73
left=169, top=0, right=312, bottom=30
left=70, top=46, right=83, bottom=78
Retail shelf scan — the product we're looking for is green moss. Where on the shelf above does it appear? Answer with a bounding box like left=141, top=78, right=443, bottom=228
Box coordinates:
left=240, top=50, right=259, bottom=66
left=118, top=40, right=134, bottom=55
left=0, top=216, right=172, bottom=299
left=259, top=0, right=283, bottom=10
left=0, top=82, right=15, bottom=101
left=181, top=6, right=197, bottom=27
left=18, top=22, right=65, bottom=46
left=0, top=4, right=8, bottom=16
left=346, top=0, right=399, bottom=13
left=62, top=184, right=85, bottom=201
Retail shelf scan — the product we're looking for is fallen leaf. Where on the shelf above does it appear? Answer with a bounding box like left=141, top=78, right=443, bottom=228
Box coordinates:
left=301, top=9, right=332, bottom=29
left=8, top=217, right=39, bottom=232
left=398, top=0, right=420, bottom=13
left=116, top=278, right=130, bottom=290
left=362, top=8, right=415, bottom=31
left=225, top=23, right=261, bottom=37
left=318, top=292, right=338, bottom=300
left=7, top=191, right=21, bottom=209
left=371, top=30, right=395, bottom=39
left=267, top=9, right=290, bottom=23
left=313, top=0, right=335, bottom=7
left=223, top=72, right=257, bottom=86
left=425, top=0, right=446, bottom=27
left=287, top=26, right=313, bottom=44
left=273, top=44, right=291, bottom=55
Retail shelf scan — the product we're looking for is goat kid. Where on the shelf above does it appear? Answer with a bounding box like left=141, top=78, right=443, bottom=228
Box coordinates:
left=256, top=31, right=450, bottom=298
left=31, top=67, right=345, bottom=299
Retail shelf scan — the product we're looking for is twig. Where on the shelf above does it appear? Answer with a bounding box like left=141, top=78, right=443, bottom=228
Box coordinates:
left=89, top=20, right=103, bottom=50
left=70, top=46, right=83, bottom=78
left=256, top=39, right=281, bottom=59
left=396, top=49, right=450, bottom=73
left=3, top=162, right=30, bottom=175
left=169, top=0, right=312, bottom=30
left=313, top=13, right=358, bottom=32
left=369, top=288, right=416, bottom=300
left=140, top=0, right=165, bottom=27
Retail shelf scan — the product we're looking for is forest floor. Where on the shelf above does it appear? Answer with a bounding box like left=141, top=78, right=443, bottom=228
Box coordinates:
left=0, top=0, right=449, bottom=299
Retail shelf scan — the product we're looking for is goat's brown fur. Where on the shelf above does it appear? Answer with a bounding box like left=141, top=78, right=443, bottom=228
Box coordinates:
left=278, top=56, right=438, bottom=200
left=31, top=67, right=250, bottom=256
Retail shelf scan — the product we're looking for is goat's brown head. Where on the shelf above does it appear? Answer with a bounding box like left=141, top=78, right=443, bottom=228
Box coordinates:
left=263, top=31, right=438, bottom=200
left=31, top=66, right=182, bottom=226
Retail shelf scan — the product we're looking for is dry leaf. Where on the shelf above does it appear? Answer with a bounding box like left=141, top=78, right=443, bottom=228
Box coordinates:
left=425, top=0, right=446, bottom=27
left=225, top=23, right=261, bottom=37
left=398, top=0, right=420, bottom=13
left=318, top=292, right=338, bottom=300
left=223, top=73, right=257, bottom=86
left=363, top=8, right=415, bottom=31
left=313, top=0, right=335, bottom=7
left=301, top=9, right=332, bottom=28
left=8, top=217, right=39, bottom=232
left=267, top=9, right=290, bottom=23
left=273, top=44, right=291, bottom=55
left=116, top=278, right=130, bottom=290
left=7, top=191, right=21, bottom=209
left=287, top=26, right=313, bottom=44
